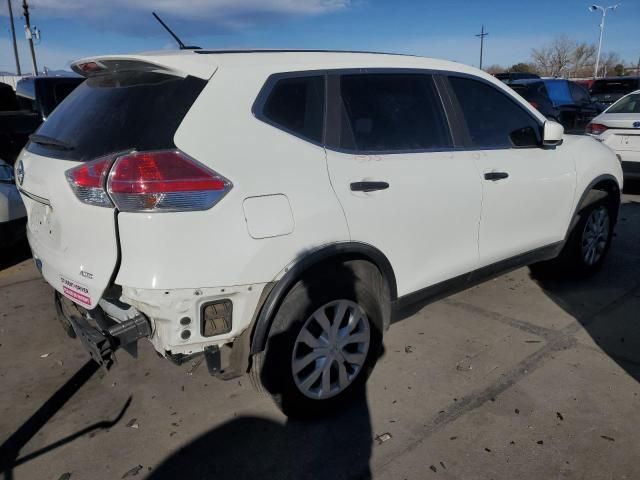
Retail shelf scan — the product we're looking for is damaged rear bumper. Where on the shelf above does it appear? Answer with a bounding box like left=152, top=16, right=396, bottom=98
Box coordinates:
left=55, top=292, right=152, bottom=368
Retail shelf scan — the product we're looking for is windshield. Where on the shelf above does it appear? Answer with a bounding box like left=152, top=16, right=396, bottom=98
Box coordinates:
left=607, top=93, right=640, bottom=114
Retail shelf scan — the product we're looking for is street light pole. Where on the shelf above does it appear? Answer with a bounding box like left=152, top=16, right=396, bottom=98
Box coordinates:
left=6, top=0, right=22, bottom=75
left=589, top=4, right=619, bottom=79
left=475, top=25, right=489, bottom=70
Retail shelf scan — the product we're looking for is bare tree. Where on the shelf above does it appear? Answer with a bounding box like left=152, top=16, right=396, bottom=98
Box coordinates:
left=532, top=35, right=575, bottom=77
left=600, top=51, right=622, bottom=77
left=571, top=42, right=596, bottom=77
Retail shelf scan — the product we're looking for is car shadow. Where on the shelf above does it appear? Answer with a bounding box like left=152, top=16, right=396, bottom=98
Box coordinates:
left=148, top=394, right=373, bottom=480
left=0, top=237, right=31, bottom=273
left=530, top=199, right=640, bottom=382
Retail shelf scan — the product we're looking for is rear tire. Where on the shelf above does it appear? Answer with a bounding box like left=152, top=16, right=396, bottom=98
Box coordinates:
left=250, top=260, right=386, bottom=418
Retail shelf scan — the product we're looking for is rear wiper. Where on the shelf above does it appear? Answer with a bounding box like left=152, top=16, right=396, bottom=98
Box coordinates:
left=29, top=134, right=75, bottom=151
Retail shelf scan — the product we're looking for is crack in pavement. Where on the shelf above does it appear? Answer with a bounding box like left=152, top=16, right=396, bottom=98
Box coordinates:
left=378, top=282, right=640, bottom=472
left=442, top=298, right=560, bottom=339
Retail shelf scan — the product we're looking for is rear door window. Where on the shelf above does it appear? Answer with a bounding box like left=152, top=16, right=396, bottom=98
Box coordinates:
left=260, top=75, right=325, bottom=143
left=27, top=71, right=206, bottom=162
left=448, top=76, right=541, bottom=149
left=337, top=73, right=452, bottom=152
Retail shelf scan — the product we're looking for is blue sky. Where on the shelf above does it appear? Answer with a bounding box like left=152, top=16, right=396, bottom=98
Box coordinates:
left=0, top=0, right=638, bottom=73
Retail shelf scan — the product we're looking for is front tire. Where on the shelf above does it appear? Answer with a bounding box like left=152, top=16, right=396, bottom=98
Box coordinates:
left=251, top=261, right=386, bottom=418
left=534, top=200, right=614, bottom=277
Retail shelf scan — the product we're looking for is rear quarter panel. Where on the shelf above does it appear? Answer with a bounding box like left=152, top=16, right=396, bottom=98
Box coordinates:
left=115, top=66, right=350, bottom=289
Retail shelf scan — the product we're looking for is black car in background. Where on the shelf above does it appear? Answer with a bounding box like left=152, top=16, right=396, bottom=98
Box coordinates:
left=494, top=72, right=540, bottom=82
left=508, top=78, right=604, bottom=133
left=590, top=77, right=640, bottom=106
left=0, top=76, right=83, bottom=165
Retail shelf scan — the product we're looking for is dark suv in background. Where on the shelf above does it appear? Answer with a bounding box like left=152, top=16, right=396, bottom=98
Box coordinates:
left=0, top=76, right=83, bottom=165
left=508, top=78, right=604, bottom=133
left=590, top=77, right=640, bottom=106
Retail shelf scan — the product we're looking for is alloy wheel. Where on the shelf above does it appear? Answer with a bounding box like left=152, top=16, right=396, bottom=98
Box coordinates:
left=291, top=299, right=371, bottom=400
left=581, top=205, right=610, bottom=266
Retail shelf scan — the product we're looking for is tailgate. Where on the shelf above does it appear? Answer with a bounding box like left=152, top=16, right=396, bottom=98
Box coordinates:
left=15, top=56, right=209, bottom=309
left=18, top=149, right=118, bottom=309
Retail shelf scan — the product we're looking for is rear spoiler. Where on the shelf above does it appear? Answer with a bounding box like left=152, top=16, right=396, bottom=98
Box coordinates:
left=71, top=58, right=184, bottom=78
left=70, top=54, right=216, bottom=80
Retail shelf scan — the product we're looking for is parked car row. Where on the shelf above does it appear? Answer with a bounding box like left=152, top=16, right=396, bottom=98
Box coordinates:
left=508, top=78, right=604, bottom=133
left=499, top=73, right=640, bottom=136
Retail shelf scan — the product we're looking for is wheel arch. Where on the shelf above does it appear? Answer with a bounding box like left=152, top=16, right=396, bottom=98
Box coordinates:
left=249, top=242, right=397, bottom=355
left=567, top=174, right=621, bottom=238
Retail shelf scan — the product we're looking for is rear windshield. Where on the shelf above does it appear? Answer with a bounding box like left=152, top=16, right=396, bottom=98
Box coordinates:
left=591, top=79, right=640, bottom=95
left=27, top=71, right=206, bottom=161
left=607, top=93, right=640, bottom=114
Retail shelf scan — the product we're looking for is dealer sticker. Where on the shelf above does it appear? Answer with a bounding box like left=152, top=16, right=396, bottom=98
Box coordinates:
left=60, top=276, right=92, bottom=307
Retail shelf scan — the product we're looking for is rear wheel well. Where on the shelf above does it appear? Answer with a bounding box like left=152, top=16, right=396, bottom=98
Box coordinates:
left=249, top=245, right=396, bottom=355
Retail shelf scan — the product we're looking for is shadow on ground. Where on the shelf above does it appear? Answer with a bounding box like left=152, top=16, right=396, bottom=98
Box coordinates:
left=0, top=237, right=31, bottom=273
left=148, top=393, right=372, bottom=480
left=531, top=199, right=640, bottom=383
left=0, top=361, right=132, bottom=480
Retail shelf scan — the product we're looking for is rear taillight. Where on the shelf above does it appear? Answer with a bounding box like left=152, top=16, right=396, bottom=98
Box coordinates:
left=65, top=156, right=114, bottom=208
left=586, top=123, right=608, bottom=136
left=66, top=150, right=231, bottom=212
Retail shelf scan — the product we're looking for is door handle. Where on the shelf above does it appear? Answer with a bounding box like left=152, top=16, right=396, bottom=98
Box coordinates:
left=484, top=172, right=509, bottom=181
left=350, top=181, right=390, bottom=192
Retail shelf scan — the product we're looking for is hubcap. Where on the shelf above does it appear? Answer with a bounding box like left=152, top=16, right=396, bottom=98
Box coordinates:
left=581, top=206, right=610, bottom=266
left=291, top=299, right=371, bottom=400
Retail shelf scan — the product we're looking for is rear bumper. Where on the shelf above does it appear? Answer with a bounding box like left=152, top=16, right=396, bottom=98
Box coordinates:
left=0, top=216, right=26, bottom=247
left=119, top=283, right=266, bottom=356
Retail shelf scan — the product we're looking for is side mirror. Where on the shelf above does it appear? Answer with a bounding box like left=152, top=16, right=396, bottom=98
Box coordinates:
left=543, top=120, right=564, bottom=147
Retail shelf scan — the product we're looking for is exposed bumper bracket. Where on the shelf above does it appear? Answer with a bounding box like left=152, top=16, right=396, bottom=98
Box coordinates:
left=58, top=292, right=152, bottom=369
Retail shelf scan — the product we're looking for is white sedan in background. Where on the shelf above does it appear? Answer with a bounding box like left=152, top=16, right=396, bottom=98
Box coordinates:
left=587, top=90, right=640, bottom=180
left=0, top=158, right=26, bottom=247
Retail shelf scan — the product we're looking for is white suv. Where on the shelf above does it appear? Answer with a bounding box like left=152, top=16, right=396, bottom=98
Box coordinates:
left=16, top=50, right=622, bottom=416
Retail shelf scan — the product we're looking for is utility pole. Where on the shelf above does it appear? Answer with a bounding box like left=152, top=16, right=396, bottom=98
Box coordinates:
left=475, top=25, right=489, bottom=70
left=7, top=0, right=22, bottom=75
left=22, top=0, right=38, bottom=76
